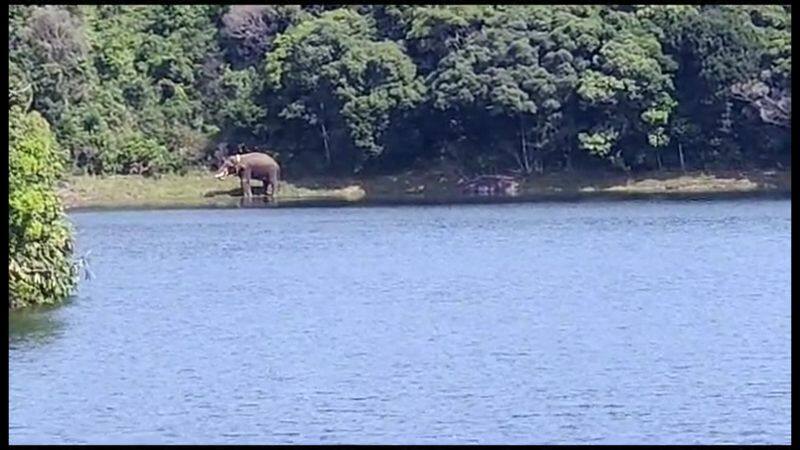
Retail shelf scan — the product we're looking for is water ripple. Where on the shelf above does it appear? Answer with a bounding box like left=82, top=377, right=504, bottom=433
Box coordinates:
left=9, top=200, right=791, bottom=445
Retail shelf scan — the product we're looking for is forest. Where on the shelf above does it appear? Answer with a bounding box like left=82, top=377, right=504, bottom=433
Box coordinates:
left=9, top=5, right=792, bottom=179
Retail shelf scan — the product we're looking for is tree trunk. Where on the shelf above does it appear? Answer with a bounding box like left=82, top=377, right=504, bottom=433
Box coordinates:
left=319, top=103, right=331, bottom=168
left=519, top=116, right=532, bottom=174
left=656, top=148, right=662, bottom=171
left=678, top=143, right=686, bottom=172
left=512, top=150, right=524, bottom=174
left=612, top=149, right=629, bottom=172
left=319, top=121, right=331, bottom=167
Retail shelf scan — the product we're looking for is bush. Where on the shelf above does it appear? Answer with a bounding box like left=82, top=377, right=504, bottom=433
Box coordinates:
left=98, top=131, right=181, bottom=175
left=9, top=107, right=78, bottom=309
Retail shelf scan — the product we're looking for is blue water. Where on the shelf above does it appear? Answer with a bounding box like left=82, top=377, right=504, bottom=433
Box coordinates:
left=9, top=200, right=792, bottom=444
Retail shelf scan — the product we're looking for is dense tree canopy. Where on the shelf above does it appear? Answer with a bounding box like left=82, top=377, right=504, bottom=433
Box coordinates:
left=8, top=5, right=792, bottom=177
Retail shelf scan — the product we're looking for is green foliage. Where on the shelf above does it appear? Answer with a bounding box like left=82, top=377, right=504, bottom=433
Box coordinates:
left=336, top=41, right=425, bottom=158
left=7, top=5, right=792, bottom=177
left=578, top=70, right=625, bottom=104
left=264, top=9, right=424, bottom=171
left=98, top=130, right=180, bottom=175
left=647, top=127, right=670, bottom=148
left=216, top=66, right=267, bottom=132
left=9, top=107, right=77, bottom=309
left=578, top=129, right=619, bottom=157
left=29, top=5, right=225, bottom=174
left=8, top=59, right=33, bottom=109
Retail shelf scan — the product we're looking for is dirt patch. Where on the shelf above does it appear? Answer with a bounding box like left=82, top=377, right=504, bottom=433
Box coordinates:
left=598, top=173, right=761, bottom=193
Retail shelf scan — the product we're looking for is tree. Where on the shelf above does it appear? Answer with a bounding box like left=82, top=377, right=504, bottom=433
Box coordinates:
left=220, top=5, right=305, bottom=68
left=17, top=6, right=93, bottom=130
left=575, top=13, right=677, bottom=170
left=426, top=6, right=601, bottom=174
left=9, top=107, right=77, bottom=308
left=7, top=5, right=792, bottom=178
left=264, top=9, right=424, bottom=173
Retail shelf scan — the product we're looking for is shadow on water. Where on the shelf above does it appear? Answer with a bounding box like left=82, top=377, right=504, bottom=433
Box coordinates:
left=203, top=187, right=279, bottom=208
left=9, top=300, right=72, bottom=347
left=203, top=186, right=275, bottom=198
left=203, top=187, right=239, bottom=198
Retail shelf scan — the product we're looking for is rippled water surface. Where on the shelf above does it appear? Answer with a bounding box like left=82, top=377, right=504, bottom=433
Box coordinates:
left=9, top=200, right=791, bottom=444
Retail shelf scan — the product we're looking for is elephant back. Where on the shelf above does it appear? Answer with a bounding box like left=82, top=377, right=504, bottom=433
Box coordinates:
left=241, top=151, right=279, bottom=168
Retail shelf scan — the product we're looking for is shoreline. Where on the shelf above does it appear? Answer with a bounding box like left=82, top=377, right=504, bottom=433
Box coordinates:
left=59, top=169, right=791, bottom=212
left=64, top=189, right=791, bottom=213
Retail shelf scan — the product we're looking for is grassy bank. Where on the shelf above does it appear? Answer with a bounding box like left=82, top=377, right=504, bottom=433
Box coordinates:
left=57, top=168, right=790, bottom=211
left=57, top=171, right=366, bottom=210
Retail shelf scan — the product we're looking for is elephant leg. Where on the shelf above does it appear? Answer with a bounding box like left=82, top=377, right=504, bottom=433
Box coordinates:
left=266, top=176, right=280, bottom=203
left=262, top=177, right=272, bottom=197
left=268, top=166, right=280, bottom=196
left=241, top=176, right=253, bottom=198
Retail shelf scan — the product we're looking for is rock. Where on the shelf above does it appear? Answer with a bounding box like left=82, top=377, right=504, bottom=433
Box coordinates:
left=461, top=175, right=520, bottom=197
left=339, top=185, right=366, bottom=201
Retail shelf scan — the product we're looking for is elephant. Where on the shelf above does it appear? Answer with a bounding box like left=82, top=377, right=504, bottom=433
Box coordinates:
left=214, top=152, right=281, bottom=199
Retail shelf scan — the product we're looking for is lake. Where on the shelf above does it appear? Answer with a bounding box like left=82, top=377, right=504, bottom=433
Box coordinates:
left=8, top=200, right=792, bottom=444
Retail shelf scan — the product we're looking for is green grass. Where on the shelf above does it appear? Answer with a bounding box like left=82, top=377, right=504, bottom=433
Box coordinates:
left=58, top=171, right=366, bottom=209
left=56, top=168, right=789, bottom=210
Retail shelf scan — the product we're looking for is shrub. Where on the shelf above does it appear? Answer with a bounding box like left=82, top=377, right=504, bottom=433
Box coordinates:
left=9, top=107, right=78, bottom=309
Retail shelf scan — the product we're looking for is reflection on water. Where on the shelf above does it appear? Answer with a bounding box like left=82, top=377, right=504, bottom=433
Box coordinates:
left=8, top=200, right=792, bottom=445
left=9, top=305, right=66, bottom=348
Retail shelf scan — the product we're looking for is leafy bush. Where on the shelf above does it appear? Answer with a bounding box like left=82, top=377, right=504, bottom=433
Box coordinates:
left=9, top=107, right=77, bottom=309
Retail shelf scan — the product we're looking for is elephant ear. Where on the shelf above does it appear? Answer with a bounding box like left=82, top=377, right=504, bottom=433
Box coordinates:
left=236, top=154, right=249, bottom=171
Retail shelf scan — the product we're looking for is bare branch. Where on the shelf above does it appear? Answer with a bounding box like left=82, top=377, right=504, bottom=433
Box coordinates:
left=24, top=6, right=88, bottom=67
left=730, top=80, right=791, bottom=128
